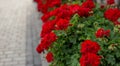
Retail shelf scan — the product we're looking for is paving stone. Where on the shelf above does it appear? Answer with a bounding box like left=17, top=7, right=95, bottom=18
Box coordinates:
left=0, top=0, right=48, bottom=66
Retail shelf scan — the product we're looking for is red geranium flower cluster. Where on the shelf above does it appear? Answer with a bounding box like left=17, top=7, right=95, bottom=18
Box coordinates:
left=80, top=40, right=100, bottom=54
left=41, top=0, right=95, bottom=22
left=82, top=0, right=95, bottom=9
left=35, top=0, right=96, bottom=63
left=46, top=52, right=54, bottom=63
left=80, top=40, right=101, bottom=66
left=56, top=18, right=70, bottom=30
left=104, top=8, right=120, bottom=25
left=37, top=4, right=73, bottom=54
left=34, top=0, right=61, bottom=13
left=40, top=3, right=95, bottom=37
left=78, top=7, right=91, bottom=17
left=95, top=28, right=110, bottom=38
left=41, top=20, right=56, bottom=37
left=80, top=53, right=101, bottom=66
left=40, top=4, right=74, bottom=37
left=36, top=32, right=57, bottom=53
left=107, top=0, right=115, bottom=5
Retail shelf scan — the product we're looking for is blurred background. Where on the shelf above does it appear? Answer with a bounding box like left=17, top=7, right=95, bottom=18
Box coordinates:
left=95, top=0, right=120, bottom=7
left=0, top=0, right=43, bottom=66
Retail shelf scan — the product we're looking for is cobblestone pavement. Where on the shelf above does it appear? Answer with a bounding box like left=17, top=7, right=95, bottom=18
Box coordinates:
left=0, top=0, right=48, bottom=66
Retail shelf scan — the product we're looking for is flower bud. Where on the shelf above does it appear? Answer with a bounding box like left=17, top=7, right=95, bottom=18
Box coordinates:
left=76, top=30, right=81, bottom=34
left=93, top=22, right=98, bottom=27
left=77, top=24, right=85, bottom=28
left=114, top=27, right=119, bottom=32
left=108, top=44, right=117, bottom=51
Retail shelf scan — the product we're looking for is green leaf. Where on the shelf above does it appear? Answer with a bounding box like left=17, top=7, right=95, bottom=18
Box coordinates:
left=115, top=50, right=120, bottom=58
left=71, top=54, right=80, bottom=66
left=106, top=55, right=115, bottom=65
left=69, top=36, right=77, bottom=44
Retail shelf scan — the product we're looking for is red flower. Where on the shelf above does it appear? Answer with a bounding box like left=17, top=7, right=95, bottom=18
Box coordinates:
left=114, top=21, right=120, bottom=25
left=41, top=9, right=59, bottom=23
left=81, top=40, right=100, bottom=54
left=34, top=0, right=40, bottom=3
left=36, top=44, right=44, bottom=53
left=47, top=32, right=57, bottom=42
left=47, top=0, right=61, bottom=7
left=37, top=1, right=48, bottom=13
left=46, top=52, right=54, bottom=62
left=107, top=0, right=115, bottom=5
left=81, top=1, right=95, bottom=9
left=80, top=40, right=101, bottom=66
left=95, top=28, right=111, bottom=38
left=80, top=53, right=101, bottom=66
left=49, top=8, right=59, bottom=16
left=41, top=20, right=56, bottom=37
left=56, top=4, right=73, bottom=20
left=104, top=8, right=120, bottom=25
left=40, top=39, right=50, bottom=50
left=95, top=28, right=105, bottom=38
left=41, top=12, right=51, bottom=23
left=104, top=29, right=110, bottom=37
left=36, top=0, right=61, bottom=14
left=86, top=0, right=93, bottom=1
left=56, top=19, right=70, bottom=30
left=40, top=32, right=57, bottom=50
left=104, top=8, right=120, bottom=22
left=100, top=5, right=105, bottom=9
left=78, top=7, right=91, bottom=17
left=69, top=4, right=81, bottom=14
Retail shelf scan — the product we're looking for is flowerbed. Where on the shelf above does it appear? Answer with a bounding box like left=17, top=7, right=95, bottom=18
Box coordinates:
left=34, top=0, right=120, bottom=66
